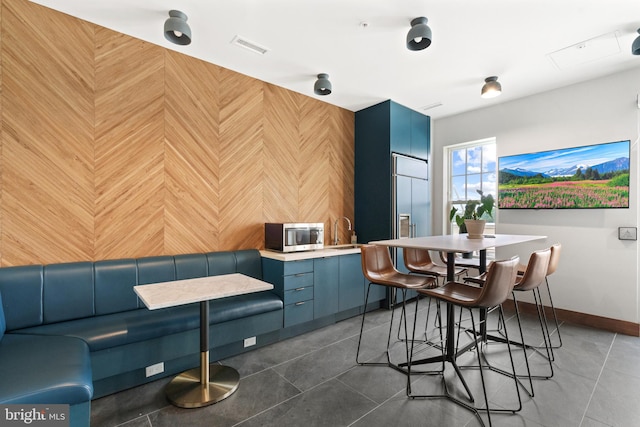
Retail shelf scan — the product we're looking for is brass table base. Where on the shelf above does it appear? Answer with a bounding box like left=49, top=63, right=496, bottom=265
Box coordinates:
left=165, top=363, right=240, bottom=408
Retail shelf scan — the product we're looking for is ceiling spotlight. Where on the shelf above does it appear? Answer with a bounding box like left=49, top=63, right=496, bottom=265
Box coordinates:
left=164, top=10, right=191, bottom=46
left=314, top=73, right=332, bottom=95
left=632, top=28, right=640, bottom=55
left=406, top=17, right=432, bottom=51
left=481, top=76, right=502, bottom=98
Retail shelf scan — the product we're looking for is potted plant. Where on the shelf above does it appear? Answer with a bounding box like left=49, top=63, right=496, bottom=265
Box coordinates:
left=449, top=190, right=495, bottom=239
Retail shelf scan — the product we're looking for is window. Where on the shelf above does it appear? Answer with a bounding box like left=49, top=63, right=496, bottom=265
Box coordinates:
left=446, top=138, right=497, bottom=234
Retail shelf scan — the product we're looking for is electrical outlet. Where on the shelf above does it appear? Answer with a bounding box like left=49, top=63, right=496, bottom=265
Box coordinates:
left=145, top=362, right=164, bottom=377
left=244, top=336, right=257, bottom=348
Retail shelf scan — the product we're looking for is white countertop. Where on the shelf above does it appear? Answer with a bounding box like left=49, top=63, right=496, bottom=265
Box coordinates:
left=370, top=234, right=547, bottom=252
left=134, top=273, right=274, bottom=310
left=260, top=244, right=362, bottom=261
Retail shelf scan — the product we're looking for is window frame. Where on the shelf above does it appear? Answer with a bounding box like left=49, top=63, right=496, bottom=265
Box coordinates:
left=444, top=137, right=497, bottom=234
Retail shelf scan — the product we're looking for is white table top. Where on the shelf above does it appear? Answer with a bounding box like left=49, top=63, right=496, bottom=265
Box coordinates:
left=134, top=273, right=274, bottom=310
left=370, top=234, right=546, bottom=253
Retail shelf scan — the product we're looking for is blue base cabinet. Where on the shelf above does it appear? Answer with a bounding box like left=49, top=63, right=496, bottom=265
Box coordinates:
left=338, top=254, right=365, bottom=311
left=313, top=257, right=339, bottom=318
left=262, top=258, right=314, bottom=327
left=262, top=253, right=384, bottom=327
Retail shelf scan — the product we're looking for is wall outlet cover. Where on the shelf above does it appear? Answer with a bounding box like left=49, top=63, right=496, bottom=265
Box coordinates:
left=145, top=362, right=164, bottom=377
left=618, top=227, right=637, bottom=241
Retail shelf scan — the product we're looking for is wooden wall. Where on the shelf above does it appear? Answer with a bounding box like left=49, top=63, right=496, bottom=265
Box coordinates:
left=0, top=0, right=355, bottom=266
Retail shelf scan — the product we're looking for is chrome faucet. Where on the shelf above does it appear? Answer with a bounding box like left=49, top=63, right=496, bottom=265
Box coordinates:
left=333, top=217, right=352, bottom=246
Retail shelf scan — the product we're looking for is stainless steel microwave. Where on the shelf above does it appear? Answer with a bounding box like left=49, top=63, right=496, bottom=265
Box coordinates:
left=265, top=223, right=324, bottom=252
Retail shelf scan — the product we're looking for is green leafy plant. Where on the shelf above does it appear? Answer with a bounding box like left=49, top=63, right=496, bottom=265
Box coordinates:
left=449, top=190, right=495, bottom=233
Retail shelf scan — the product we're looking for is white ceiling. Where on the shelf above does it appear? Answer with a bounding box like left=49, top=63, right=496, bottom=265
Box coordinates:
left=31, top=0, right=640, bottom=119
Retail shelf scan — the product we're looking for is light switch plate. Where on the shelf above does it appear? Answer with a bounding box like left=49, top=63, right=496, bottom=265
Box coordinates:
left=618, top=227, right=637, bottom=241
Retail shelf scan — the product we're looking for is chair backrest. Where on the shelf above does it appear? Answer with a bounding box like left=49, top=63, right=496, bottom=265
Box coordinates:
left=475, top=256, right=519, bottom=308
left=547, top=243, right=561, bottom=276
left=516, top=248, right=551, bottom=292
left=360, top=244, right=397, bottom=283
left=403, top=248, right=434, bottom=273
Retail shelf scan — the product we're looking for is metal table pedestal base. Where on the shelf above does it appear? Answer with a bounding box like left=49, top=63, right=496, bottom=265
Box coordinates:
left=165, top=363, right=239, bottom=408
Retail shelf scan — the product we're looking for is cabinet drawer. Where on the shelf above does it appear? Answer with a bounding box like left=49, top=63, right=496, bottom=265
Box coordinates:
left=283, top=259, right=314, bottom=276
left=284, top=286, right=314, bottom=305
left=283, top=271, right=313, bottom=290
left=284, top=300, right=313, bottom=327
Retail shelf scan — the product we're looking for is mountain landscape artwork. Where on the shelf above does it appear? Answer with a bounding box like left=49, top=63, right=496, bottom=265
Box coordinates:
left=498, top=140, right=630, bottom=209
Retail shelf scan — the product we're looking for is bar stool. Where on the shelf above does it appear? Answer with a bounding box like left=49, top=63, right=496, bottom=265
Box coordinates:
left=510, top=248, right=554, bottom=392
left=439, top=250, right=481, bottom=270
left=467, top=248, right=552, bottom=398
left=404, top=248, right=468, bottom=285
left=520, top=243, right=562, bottom=349
left=408, top=256, right=522, bottom=427
left=356, top=245, right=437, bottom=379
left=403, top=248, right=467, bottom=342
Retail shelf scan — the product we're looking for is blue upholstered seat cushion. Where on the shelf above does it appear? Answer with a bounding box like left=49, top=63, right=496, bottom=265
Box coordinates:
left=0, top=334, right=92, bottom=404
left=15, top=291, right=283, bottom=351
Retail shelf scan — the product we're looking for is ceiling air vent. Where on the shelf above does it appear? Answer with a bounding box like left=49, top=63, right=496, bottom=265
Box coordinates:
left=231, top=36, right=269, bottom=55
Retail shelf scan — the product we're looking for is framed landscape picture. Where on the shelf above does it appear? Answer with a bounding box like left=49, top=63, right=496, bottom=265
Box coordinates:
left=498, top=140, right=630, bottom=209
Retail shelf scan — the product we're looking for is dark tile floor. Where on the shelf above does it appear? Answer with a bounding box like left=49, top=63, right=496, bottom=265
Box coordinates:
left=90, top=300, right=640, bottom=427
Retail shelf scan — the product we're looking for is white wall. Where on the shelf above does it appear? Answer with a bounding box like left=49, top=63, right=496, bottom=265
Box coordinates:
left=432, top=67, right=640, bottom=323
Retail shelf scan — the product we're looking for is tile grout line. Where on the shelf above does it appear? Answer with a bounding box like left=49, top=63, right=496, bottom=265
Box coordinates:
left=578, top=332, right=616, bottom=427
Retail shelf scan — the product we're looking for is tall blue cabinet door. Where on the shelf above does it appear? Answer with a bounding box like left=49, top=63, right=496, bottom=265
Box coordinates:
left=313, top=257, right=339, bottom=319
left=410, top=110, right=430, bottom=160
left=390, top=101, right=411, bottom=155
left=338, top=254, right=365, bottom=311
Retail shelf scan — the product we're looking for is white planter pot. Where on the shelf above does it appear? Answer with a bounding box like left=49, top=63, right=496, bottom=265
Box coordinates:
left=464, top=219, right=486, bottom=239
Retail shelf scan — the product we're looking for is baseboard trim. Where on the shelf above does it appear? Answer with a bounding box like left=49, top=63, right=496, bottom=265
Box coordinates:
left=503, top=299, right=640, bottom=337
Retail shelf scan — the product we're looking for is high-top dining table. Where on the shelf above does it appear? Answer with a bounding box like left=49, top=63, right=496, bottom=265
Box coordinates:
left=369, top=234, right=546, bottom=383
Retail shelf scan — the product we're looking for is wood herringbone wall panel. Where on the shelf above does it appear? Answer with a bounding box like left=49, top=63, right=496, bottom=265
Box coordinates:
left=330, top=107, right=355, bottom=243
left=94, top=28, right=165, bottom=260
left=299, top=97, right=332, bottom=241
left=218, top=69, right=264, bottom=250
left=0, top=0, right=355, bottom=264
left=0, top=2, right=3, bottom=264
left=263, top=83, right=300, bottom=224
left=164, top=51, right=220, bottom=253
left=1, top=0, right=95, bottom=265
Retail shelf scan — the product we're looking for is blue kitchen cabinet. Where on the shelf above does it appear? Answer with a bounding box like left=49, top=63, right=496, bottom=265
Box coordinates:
left=313, top=257, right=339, bottom=319
left=338, top=253, right=365, bottom=311
left=355, top=99, right=431, bottom=246
left=262, top=258, right=314, bottom=327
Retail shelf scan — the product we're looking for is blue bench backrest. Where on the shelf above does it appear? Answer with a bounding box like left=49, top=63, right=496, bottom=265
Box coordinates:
left=43, top=262, right=95, bottom=323
left=0, top=265, right=43, bottom=330
left=94, top=259, right=139, bottom=315
left=0, top=250, right=263, bottom=332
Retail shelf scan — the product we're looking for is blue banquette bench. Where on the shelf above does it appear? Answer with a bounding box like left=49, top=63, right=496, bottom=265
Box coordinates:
left=0, top=249, right=283, bottom=427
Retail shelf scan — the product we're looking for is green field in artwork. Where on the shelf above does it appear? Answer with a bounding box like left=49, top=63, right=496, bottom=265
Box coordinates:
left=499, top=178, right=629, bottom=209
